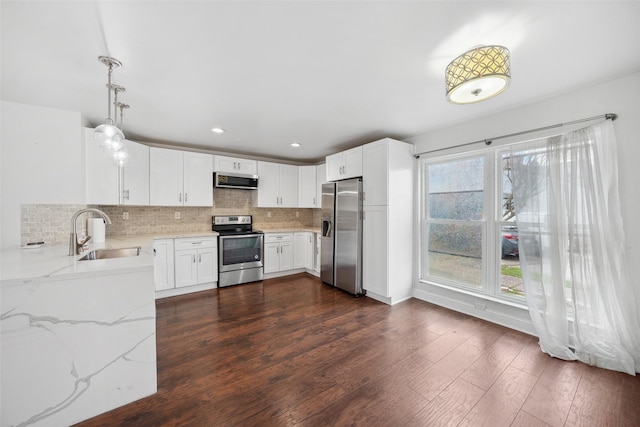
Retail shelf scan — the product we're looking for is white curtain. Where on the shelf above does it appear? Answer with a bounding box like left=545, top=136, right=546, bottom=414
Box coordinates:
left=511, top=120, right=640, bottom=375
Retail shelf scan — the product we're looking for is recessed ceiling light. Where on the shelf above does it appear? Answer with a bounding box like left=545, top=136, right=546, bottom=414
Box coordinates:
left=211, top=127, right=225, bottom=134
left=290, top=142, right=301, bottom=148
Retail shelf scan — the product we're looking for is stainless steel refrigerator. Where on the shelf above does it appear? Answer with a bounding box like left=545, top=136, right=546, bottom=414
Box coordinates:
left=320, top=178, right=363, bottom=296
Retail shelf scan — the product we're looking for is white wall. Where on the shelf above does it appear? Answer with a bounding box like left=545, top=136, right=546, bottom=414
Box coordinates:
left=408, top=71, right=640, bottom=331
left=1, top=101, right=85, bottom=250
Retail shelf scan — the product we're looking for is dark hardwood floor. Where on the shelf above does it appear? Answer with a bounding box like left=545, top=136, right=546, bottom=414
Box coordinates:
left=76, top=274, right=640, bottom=426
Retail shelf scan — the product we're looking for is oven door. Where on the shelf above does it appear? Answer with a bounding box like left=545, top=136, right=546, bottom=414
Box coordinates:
left=218, top=233, right=264, bottom=273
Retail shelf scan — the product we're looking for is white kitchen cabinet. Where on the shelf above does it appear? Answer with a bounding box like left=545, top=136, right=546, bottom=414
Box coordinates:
left=298, top=166, right=318, bottom=208
left=174, top=237, right=217, bottom=288
left=213, top=155, right=257, bottom=175
left=316, top=163, right=327, bottom=208
left=85, top=128, right=150, bottom=205
left=326, top=146, right=362, bottom=181
left=361, top=138, right=414, bottom=304
left=264, top=233, right=294, bottom=273
left=294, top=232, right=314, bottom=269
left=149, top=147, right=213, bottom=206
left=153, top=239, right=175, bottom=291
left=315, top=232, right=321, bottom=273
left=254, top=161, right=298, bottom=207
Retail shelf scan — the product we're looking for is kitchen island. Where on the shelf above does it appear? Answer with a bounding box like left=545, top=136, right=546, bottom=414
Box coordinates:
left=0, top=236, right=156, bottom=427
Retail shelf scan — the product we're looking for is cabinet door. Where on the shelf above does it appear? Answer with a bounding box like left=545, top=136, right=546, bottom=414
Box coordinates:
left=255, top=161, right=280, bottom=207
left=153, top=239, right=174, bottom=291
left=293, top=232, right=308, bottom=269
left=197, top=247, right=217, bottom=283
left=362, top=140, right=388, bottom=206
left=122, top=139, right=150, bottom=205
left=343, top=146, right=363, bottom=179
left=279, top=164, right=299, bottom=207
left=150, top=147, right=183, bottom=206
left=363, top=206, right=388, bottom=297
left=326, top=153, right=343, bottom=182
left=298, top=166, right=317, bottom=208
left=305, top=233, right=315, bottom=269
left=214, top=155, right=239, bottom=174
left=279, top=241, right=294, bottom=271
left=316, top=164, right=326, bottom=208
left=85, top=128, right=119, bottom=205
left=183, top=152, right=213, bottom=206
left=175, top=249, right=198, bottom=288
left=263, top=242, right=280, bottom=274
left=236, top=159, right=258, bottom=175
left=315, top=233, right=321, bottom=273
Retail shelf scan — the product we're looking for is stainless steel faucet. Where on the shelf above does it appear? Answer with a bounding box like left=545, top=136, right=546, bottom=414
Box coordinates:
left=68, top=208, right=112, bottom=255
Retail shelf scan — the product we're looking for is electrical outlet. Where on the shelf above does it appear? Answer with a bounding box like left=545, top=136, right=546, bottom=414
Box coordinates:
left=123, top=212, right=129, bottom=220
left=267, top=211, right=272, bottom=218
left=474, top=301, right=486, bottom=311
left=175, top=212, right=181, bottom=220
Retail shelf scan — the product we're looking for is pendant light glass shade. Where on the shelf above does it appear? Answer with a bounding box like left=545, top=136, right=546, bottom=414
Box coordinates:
left=94, top=56, right=124, bottom=149
left=445, top=45, right=510, bottom=104
left=110, top=143, right=130, bottom=167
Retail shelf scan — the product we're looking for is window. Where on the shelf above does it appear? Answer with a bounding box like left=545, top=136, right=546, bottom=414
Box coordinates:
left=420, top=148, right=525, bottom=302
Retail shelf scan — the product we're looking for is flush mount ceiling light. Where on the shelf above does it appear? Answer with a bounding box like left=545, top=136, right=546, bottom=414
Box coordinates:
left=445, top=45, right=510, bottom=104
left=94, top=56, right=125, bottom=148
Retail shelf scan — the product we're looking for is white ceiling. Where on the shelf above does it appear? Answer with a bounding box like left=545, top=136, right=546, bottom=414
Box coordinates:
left=2, top=1, right=639, bottom=163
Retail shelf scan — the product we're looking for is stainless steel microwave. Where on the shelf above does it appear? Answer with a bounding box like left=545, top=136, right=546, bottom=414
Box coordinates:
left=214, top=172, right=259, bottom=190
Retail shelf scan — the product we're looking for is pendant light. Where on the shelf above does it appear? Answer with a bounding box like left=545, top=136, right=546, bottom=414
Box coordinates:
left=94, top=56, right=125, bottom=149
left=445, top=45, right=510, bottom=104
left=110, top=102, right=131, bottom=167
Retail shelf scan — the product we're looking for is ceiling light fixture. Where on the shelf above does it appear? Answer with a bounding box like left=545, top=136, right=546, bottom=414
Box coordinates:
left=94, top=56, right=125, bottom=148
left=111, top=102, right=130, bottom=167
left=445, top=45, right=510, bottom=104
left=211, top=127, right=225, bottom=134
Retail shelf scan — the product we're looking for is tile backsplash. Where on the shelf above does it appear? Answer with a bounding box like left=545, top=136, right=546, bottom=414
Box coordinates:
left=21, top=188, right=320, bottom=245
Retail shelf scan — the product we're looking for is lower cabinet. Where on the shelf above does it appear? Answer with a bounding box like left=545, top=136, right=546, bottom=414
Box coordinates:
left=154, top=236, right=218, bottom=296
left=264, top=233, right=293, bottom=274
left=174, top=238, right=217, bottom=288
left=153, top=239, right=175, bottom=291
left=294, top=232, right=314, bottom=270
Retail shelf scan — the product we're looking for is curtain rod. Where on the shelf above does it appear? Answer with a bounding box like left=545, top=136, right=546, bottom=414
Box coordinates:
left=413, top=113, right=617, bottom=158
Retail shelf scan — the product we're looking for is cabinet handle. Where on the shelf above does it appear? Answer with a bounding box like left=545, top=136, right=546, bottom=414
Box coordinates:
left=123, top=189, right=130, bottom=200
left=191, top=241, right=202, bottom=245
left=192, top=254, right=196, bottom=263
left=179, top=193, right=182, bottom=202
left=185, top=193, right=188, bottom=203
left=313, top=197, right=316, bottom=206
left=199, top=253, right=202, bottom=262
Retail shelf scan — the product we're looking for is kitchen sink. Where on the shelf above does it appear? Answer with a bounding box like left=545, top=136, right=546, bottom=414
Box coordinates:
left=78, top=246, right=141, bottom=261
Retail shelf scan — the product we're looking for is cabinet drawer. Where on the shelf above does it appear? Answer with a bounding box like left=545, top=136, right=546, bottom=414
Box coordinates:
left=175, top=238, right=216, bottom=250
left=264, top=233, right=293, bottom=243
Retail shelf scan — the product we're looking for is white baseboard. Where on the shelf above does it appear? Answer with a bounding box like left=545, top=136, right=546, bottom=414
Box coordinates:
left=412, top=285, right=537, bottom=336
left=155, top=282, right=218, bottom=299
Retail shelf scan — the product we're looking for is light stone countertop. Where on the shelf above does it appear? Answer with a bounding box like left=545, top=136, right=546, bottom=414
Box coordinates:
left=0, top=232, right=219, bottom=285
left=258, top=227, right=321, bottom=234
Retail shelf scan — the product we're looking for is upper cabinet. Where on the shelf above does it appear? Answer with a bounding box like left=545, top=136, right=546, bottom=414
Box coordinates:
left=253, top=161, right=298, bottom=208
left=326, top=146, right=362, bottom=181
left=298, top=165, right=318, bottom=208
left=85, top=128, right=149, bottom=205
left=362, top=138, right=413, bottom=207
left=316, top=163, right=327, bottom=208
left=149, top=147, right=213, bottom=206
left=213, top=155, right=257, bottom=175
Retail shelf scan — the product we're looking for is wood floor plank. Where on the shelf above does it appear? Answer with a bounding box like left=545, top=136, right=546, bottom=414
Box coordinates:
left=521, top=356, right=586, bottom=427
left=405, top=378, right=485, bottom=426
left=73, top=274, right=636, bottom=427
left=459, top=365, right=538, bottom=427
left=564, top=365, right=625, bottom=426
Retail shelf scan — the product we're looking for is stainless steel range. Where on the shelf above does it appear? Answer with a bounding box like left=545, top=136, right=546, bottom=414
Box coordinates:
left=213, top=215, right=264, bottom=287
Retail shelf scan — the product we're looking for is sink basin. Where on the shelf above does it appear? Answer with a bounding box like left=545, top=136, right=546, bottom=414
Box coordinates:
left=78, top=246, right=141, bottom=261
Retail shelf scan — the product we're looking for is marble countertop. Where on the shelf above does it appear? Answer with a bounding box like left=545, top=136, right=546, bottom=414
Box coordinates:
left=259, top=227, right=321, bottom=233
left=0, top=232, right=219, bottom=285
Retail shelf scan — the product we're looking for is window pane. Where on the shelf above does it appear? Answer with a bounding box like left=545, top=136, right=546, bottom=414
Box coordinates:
left=425, top=223, right=483, bottom=287
left=428, top=157, right=484, bottom=220
left=500, top=152, right=524, bottom=298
